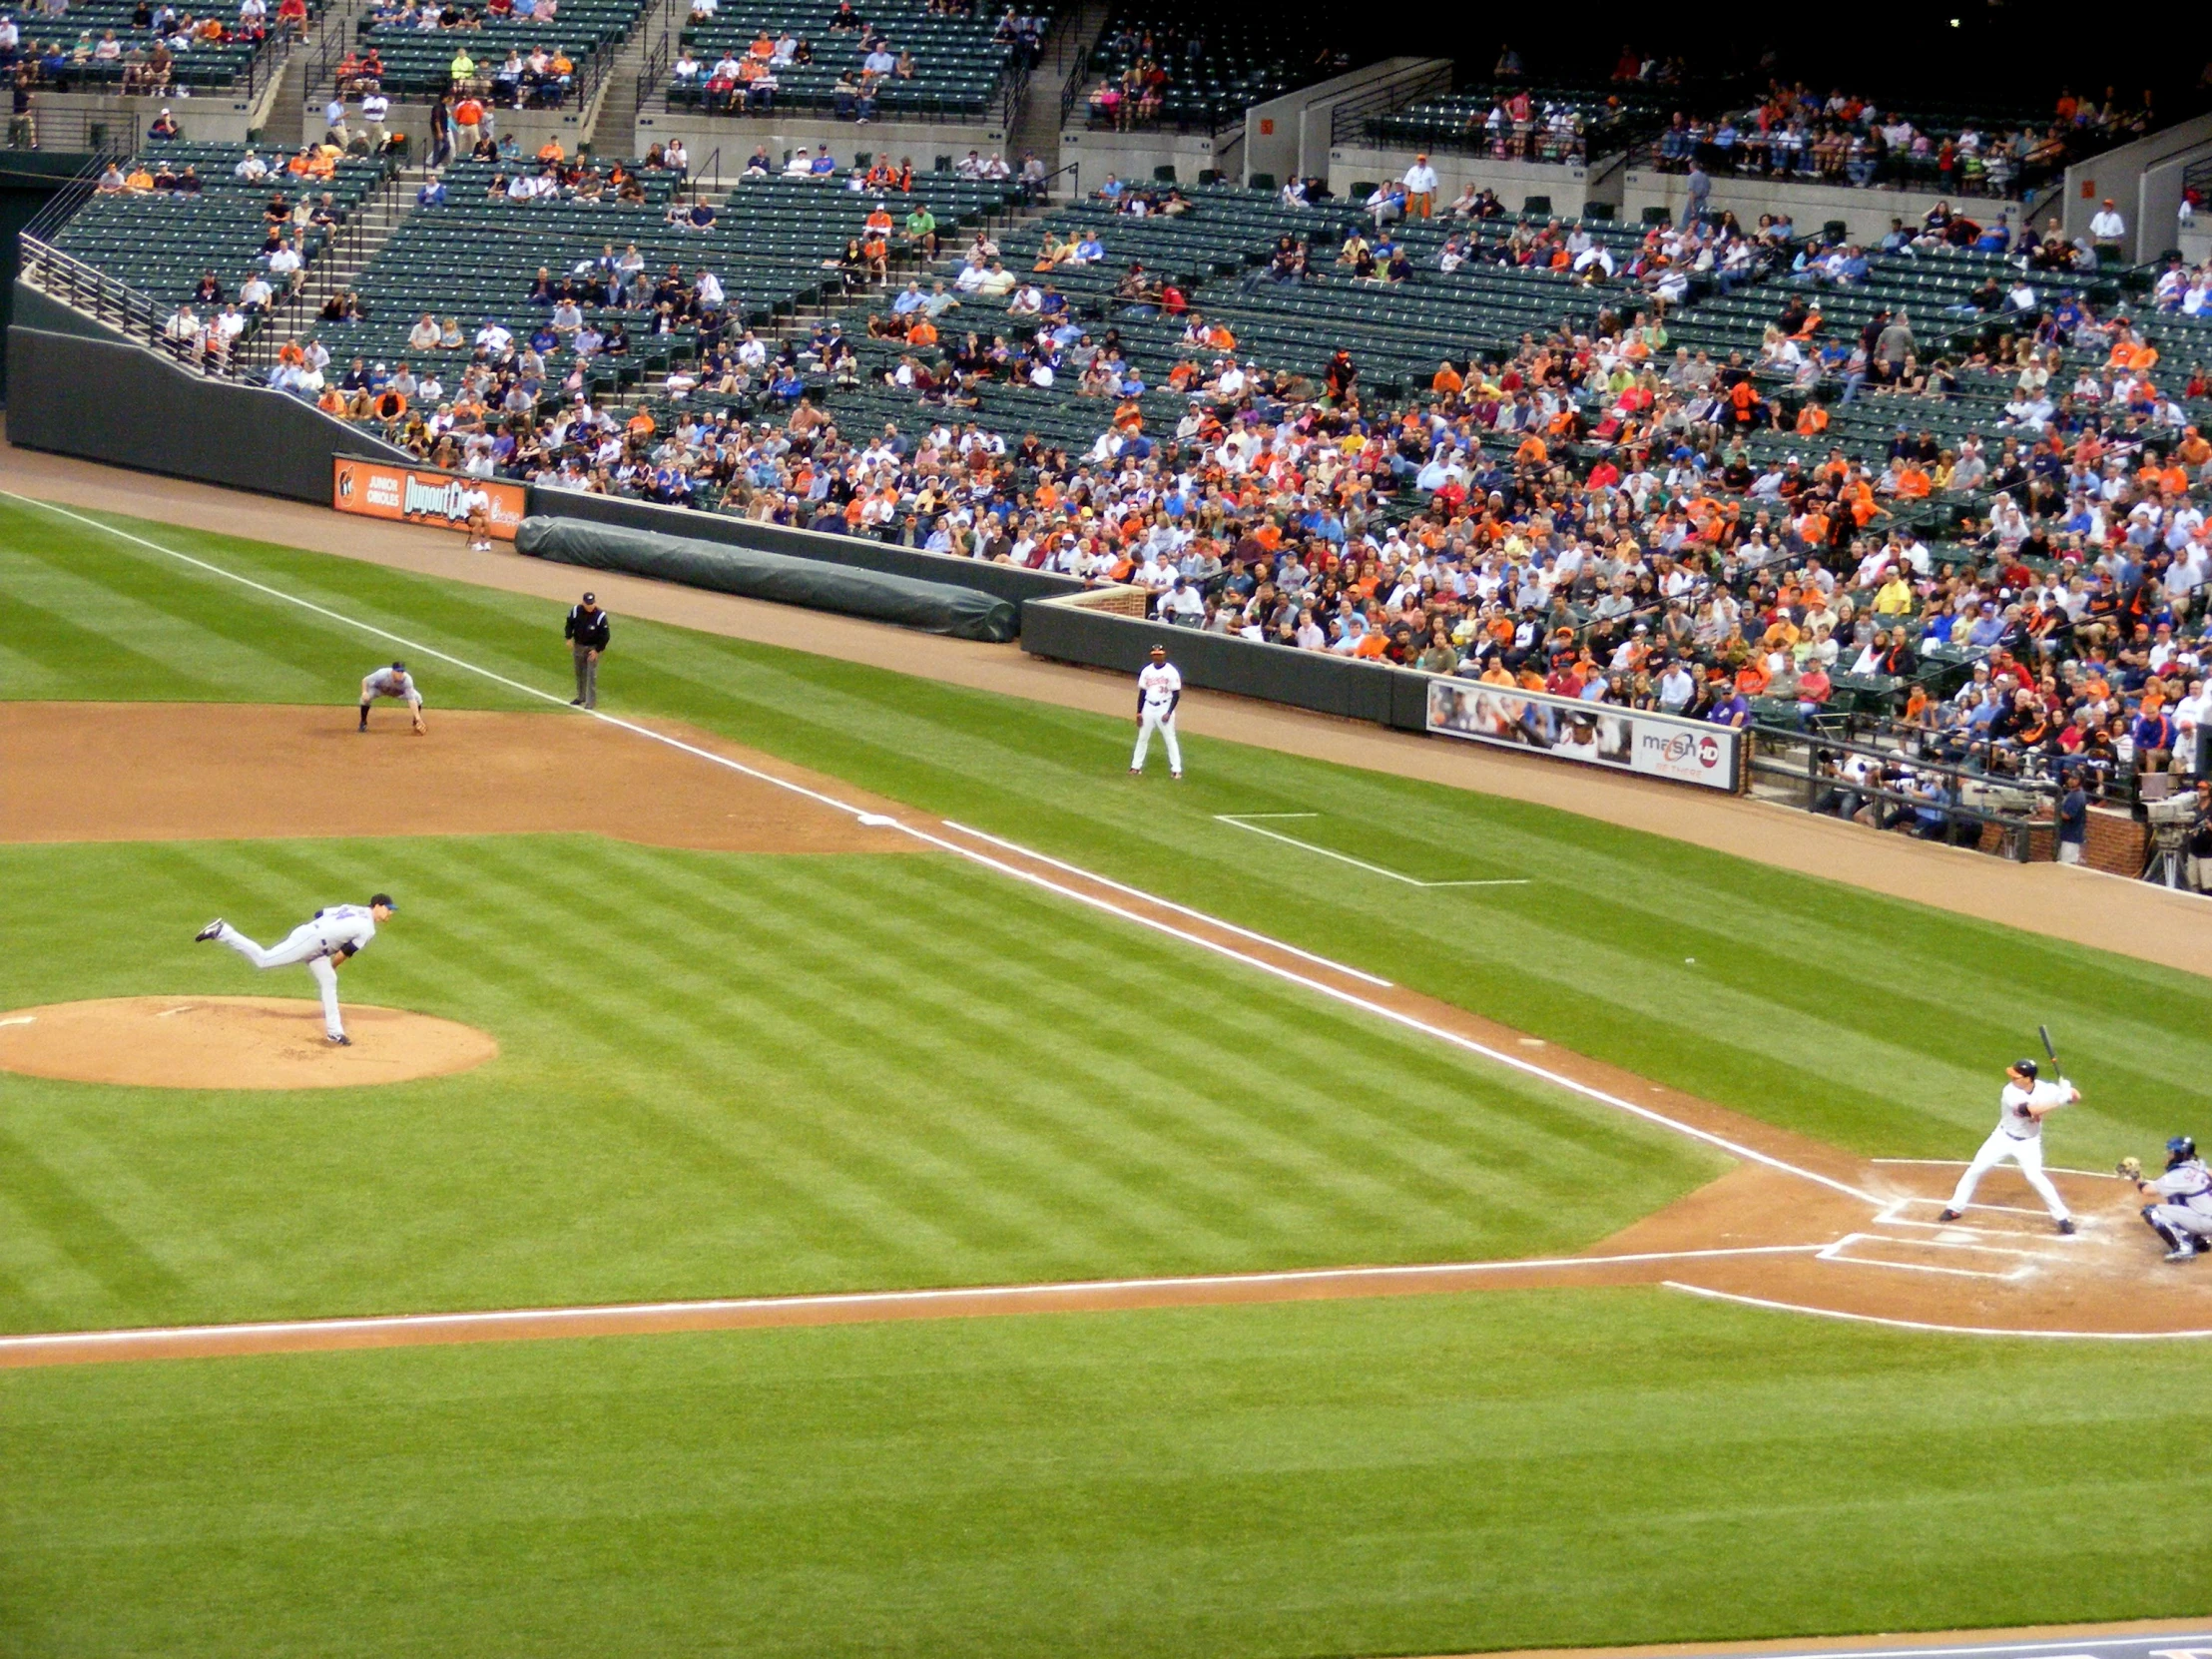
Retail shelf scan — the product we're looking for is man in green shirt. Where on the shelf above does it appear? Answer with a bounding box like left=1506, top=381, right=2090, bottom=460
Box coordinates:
left=903, top=204, right=937, bottom=259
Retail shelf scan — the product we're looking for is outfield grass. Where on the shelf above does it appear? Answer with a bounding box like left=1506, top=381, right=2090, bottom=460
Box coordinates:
left=5, top=497, right=2208, bottom=1169
left=5, top=1288, right=2209, bottom=1659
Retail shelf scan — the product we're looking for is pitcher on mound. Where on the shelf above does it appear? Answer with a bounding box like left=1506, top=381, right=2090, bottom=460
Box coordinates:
left=195, top=895, right=396, bottom=1046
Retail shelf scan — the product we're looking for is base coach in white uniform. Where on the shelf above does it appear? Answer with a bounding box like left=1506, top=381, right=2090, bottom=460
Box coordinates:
left=196, top=895, right=396, bottom=1045
left=1130, top=642, right=1183, bottom=778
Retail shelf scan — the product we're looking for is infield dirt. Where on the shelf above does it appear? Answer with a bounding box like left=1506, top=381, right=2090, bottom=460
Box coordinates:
left=0, top=701, right=912, bottom=851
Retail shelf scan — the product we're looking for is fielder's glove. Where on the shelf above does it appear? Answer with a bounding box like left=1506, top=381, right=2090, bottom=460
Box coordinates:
left=2117, top=1156, right=2143, bottom=1181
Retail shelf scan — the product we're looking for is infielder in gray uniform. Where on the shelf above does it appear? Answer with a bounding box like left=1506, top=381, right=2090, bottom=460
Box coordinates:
left=195, top=895, right=396, bottom=1045
left=358, top=661, right=425, bottom=735
left=2122, top=1137, right=2212, bottom=1262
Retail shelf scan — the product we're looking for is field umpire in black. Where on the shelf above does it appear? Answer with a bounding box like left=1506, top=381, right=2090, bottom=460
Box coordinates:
left=565, top=591, right=611, bottom=709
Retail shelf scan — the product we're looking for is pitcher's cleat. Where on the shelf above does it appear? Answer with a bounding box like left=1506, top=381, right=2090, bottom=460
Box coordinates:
left=328, top=1035, right=352, bottom=1047
left=194, top=919, right=225, bottom=942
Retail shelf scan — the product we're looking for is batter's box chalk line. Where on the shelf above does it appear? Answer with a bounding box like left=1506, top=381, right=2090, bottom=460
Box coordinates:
left=1818, top=1231, right=2070, bottom=1282
left=1874, top=1196, right=2087, bottom=1233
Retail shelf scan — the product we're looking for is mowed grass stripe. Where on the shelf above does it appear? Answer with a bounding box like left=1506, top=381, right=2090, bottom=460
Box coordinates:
left=6, top=1290, right=2212, bottom=1659
left=771, top=851, right=1684, bottom=1258
left=1, top=539, right=347, bottom=700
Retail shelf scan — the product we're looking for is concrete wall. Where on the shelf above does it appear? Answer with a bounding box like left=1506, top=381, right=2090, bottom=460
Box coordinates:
left=33, top=88, right=258, bottom=145
left=323, top=97, right=598, bottom=162
left=1057, top=123, right=1236, bottom=190
left=632, top=110, right=1008, bottom=180
left=2061, top=112, right=2212, bottom=263
left=1239, top=55, right=1439, bottom=189
left=1327, top=143, right=1603, bottom=218
left=1619, top=164, right=2014, bottom=245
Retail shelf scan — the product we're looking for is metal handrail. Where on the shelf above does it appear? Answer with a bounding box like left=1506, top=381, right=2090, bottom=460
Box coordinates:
left=19, top=231, right=252, bottom=378
left=1327, top=60, right=1455, bottom=150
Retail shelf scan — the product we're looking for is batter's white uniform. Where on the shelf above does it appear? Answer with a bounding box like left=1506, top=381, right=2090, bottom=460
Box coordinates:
left=1944, top=1077, right=2073, bottom=1221
left=1131, top=660, right=1183, bottom=776
left=211, top=905, right=379, bottom=1039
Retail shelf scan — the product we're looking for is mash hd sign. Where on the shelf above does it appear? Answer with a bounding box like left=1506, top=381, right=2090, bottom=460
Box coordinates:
left=332, top=458, right=525, bottom=540
left=1425, top=677, right=1744, bottom=792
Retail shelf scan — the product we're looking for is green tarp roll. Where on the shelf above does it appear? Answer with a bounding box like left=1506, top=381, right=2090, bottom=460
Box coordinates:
left=514, top=517, right=1020, bottom=643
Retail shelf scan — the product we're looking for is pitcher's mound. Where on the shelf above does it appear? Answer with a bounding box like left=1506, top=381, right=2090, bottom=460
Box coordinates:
left=0, top=997, right=498, bottom=1090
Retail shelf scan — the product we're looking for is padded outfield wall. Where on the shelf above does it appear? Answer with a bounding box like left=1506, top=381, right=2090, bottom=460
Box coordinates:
left=6, top=284, right=412, bottom=501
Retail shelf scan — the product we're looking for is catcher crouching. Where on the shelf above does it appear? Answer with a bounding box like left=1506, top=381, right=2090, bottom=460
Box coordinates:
left=2120, top=1138, right=2212, bottom=1262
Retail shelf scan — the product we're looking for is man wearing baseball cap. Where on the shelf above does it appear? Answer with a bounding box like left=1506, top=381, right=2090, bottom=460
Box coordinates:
left=564, top=591, right=611, bottom=709
left=195, top=894, right=397, bottom=1047
left=1131, top=642, right=1184, bottom=779
left=2089, top=197, right=2127, bottom=262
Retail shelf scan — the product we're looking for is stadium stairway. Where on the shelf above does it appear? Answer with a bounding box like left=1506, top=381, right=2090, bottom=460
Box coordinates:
left=276, top=0, right=379, bottom=150
left=257, top=162, right=421, bottom=356
left=582, top=0, right=688, bottom=162
left=1007, top=0, right=1109, bottom=176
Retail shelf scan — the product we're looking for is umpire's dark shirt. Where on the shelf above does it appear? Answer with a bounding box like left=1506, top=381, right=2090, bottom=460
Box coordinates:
left=565, top=605, right=611, bottom=650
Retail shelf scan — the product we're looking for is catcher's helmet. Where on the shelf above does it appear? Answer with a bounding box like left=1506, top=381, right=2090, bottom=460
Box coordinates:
left=2168, top=1135, right=2198, bottom=1168
left=2011, top=1057, right=2038, bottom=1079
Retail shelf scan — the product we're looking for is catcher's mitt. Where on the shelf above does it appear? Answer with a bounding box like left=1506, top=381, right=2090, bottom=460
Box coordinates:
left=2117, top=1156, right=2143, bottom=1181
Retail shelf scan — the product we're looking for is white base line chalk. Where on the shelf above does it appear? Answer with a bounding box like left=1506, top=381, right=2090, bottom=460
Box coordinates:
left=1664, top=1280, right=2212, bottom=1341
left=0, top=1244, right=1830, bottom=1358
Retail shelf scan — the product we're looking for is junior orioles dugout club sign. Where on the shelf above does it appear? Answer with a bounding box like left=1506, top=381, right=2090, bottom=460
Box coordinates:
left=331, top=458, right=526, bottom=540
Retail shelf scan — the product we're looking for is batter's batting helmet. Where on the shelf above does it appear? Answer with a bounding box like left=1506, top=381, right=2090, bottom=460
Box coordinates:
left=2011, top=1057, right=2038, bottom=1079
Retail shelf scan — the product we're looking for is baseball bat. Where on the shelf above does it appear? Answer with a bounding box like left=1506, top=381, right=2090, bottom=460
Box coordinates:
left=2038, top=1024, right=2058, bottom=1066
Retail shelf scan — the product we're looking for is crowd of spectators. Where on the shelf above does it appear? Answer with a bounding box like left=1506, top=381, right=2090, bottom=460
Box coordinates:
left=0, top=0, right=297, bottom=97
left=1649, top=83, right=2162, bottom=199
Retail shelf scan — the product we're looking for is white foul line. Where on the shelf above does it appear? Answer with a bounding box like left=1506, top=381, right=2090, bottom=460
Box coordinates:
left=940, top=821, right=1392, bottom=985
left=12, top=493, right=1871, bottom=1205
left=0, top=1244, right=1831, bottom=1358
left=1664, top=1280, right=2212, bottom=1341
left=1214, top=814, right=1532, bottom=888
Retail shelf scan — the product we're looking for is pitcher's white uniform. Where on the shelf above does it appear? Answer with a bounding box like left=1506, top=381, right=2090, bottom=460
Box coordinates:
left=208, top=905, right=380, bottom=1040
left=1944, top=1075, right=2074, bottom=1222
left=1131, top=657, right=1183, bottom=777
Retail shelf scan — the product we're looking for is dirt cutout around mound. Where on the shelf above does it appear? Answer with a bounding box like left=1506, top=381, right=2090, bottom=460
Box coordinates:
left=0, top=996, right=498, bottom=1089
left=0, top=702, right=910, bottom=851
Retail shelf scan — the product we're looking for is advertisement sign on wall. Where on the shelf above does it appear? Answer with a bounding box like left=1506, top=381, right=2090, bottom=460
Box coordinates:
left=331, top=458, right=526, bottom=540
left=1425, top=677, right=1743, bottom=793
